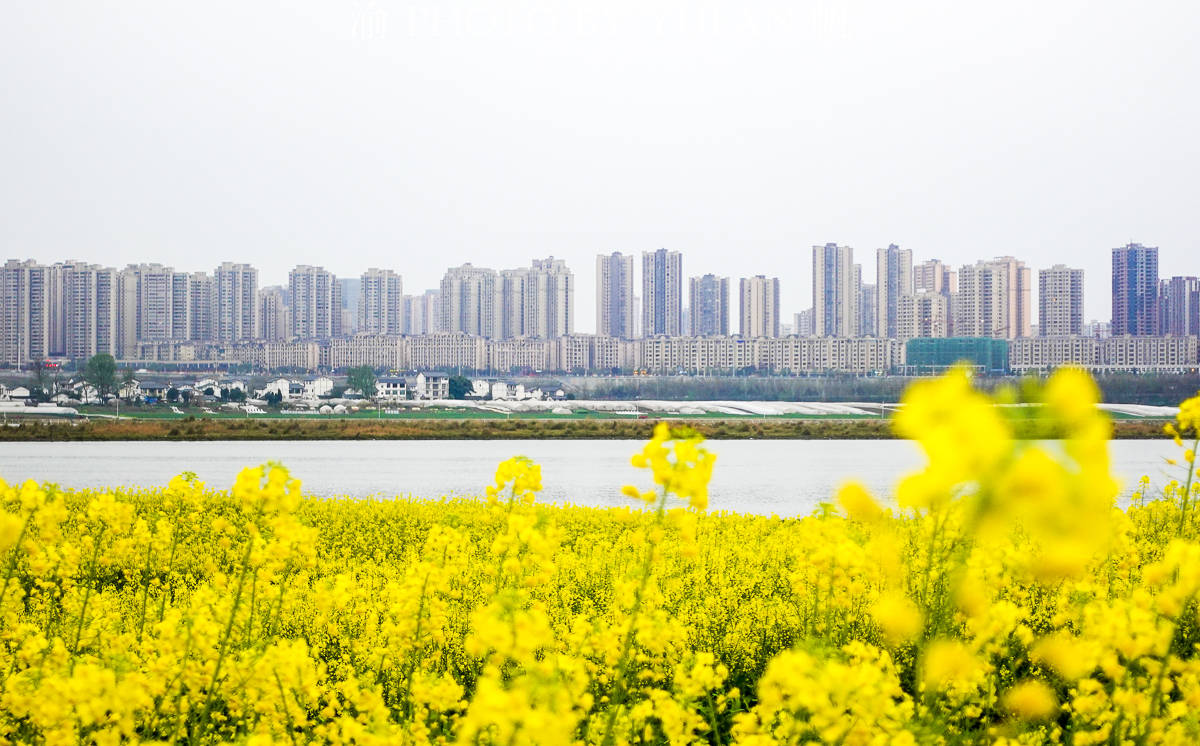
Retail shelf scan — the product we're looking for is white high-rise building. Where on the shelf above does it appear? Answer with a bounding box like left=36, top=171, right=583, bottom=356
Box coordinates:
left=498, top=257, right=574, bottom=339
left=530, top=257, right=573, bottom=339
left=0, top=259, right=51, bottom=367
left=794, top=309, right=814, bottom=337
left=358, top=268, right=404, bottom=335
left=956, top=257, right=1032, bottom=339
left=812, top=243, right=859, bottom=337
left=1038, top=265, right=1084, bottom=337
left=404, top=290, right=441, bottom=335
left=898, top=292, right=949, bottom=339
left=116, top=263, right=176, bottom=355
left=596, top=252, right=635, bottom=338
left=876, top=244, right=913, bottom=338
left=914, top=259, right=957, bottom=295
left=642, top=249, right=682, bottom=337
left=739, top=275, right=780, bottom=338
left=170, top=272, right=193, bottom=341
left=1159, top=276, right=1200, bottom=337
left=187, top=273, right=215, bottom=342
left=214, top=262, right=258, bottom=342
left=258, top=286, right=288, bottom=341
left=441, top=263, right=500, bottom=338
left=288, top=265, right=342, bottom=339
left=499, top=268, right=528, bottom=339
left=914, top=258, right=958, bottom=334
left=62, top=263, right=119, bottom=362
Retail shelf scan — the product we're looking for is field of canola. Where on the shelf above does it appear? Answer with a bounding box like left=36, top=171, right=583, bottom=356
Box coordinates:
left=1, top=367, right=1199, bottom=745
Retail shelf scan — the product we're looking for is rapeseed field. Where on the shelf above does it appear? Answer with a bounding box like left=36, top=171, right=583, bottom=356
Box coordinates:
left=1, top=367, right=1198, bottom=744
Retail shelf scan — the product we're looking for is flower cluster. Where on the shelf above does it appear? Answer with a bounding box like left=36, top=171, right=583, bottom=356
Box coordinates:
left=624, top=422, right=716, bottom=510
left=0, top=372, right=1197, bottom=744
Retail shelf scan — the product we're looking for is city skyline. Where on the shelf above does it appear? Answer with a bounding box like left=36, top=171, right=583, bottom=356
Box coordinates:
left=3, top=3, right=1198, bottom=336
left=5, top=242, right=1197, bottom=352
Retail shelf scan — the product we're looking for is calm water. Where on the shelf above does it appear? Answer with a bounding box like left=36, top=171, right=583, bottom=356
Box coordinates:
left=0, top=439, right=1182, bottom=516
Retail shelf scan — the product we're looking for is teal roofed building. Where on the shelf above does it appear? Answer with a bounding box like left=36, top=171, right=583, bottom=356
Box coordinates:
left=904, top=337, right=1009, bottom=375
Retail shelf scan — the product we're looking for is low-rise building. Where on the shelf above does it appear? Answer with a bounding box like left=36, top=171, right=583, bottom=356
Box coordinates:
left=1008, top=335, right=1198, bottom=373
left=376, top=377, right=407, bottom=401
left=414, top=372, right=450, bottom=400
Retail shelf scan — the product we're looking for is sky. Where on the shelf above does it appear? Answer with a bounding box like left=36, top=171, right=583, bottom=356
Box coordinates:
left=2, top=0, right=1197, bottom=332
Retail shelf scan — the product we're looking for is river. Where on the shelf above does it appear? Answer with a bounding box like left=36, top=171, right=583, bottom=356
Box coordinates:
left=0, top=439, right=1184, bottom=516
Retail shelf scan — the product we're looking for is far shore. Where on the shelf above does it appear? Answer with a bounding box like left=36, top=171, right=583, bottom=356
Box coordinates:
left=0, top=416, right=1170, bottom=442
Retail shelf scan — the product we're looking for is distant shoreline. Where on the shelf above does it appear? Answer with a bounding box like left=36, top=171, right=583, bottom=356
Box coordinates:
left=0, top=417, right=1169, bottom=441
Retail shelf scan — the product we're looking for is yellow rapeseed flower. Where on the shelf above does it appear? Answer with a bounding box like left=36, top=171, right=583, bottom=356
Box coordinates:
left=1002, top=679, right=1058, bottom=720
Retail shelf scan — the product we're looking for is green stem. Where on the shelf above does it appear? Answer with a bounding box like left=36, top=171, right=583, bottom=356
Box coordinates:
left=398, top=571, right=432, bottom=718
left=0, top=512, right=32, bottom=615
left=1176, top=436, right=1199, bottom=536
left=156, top=506, right=186, bottom=624
left=136, top=543, right=153, bottom=642
left=600, top=488, right=668, bottom=746
left=70, top=529, right=105, bottom=659
left=704, top=691, right=724, bottom=746
left=1141, top=592, right=1193, bottom=746
left=196, top=515, right=260, bottom=741
left=243, top=569, right=259, bottom=644
left=274, top=671, right=301, bottom=746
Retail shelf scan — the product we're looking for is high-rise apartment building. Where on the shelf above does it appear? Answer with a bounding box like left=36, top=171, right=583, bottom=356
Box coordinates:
left=897, top=291, right=949, bottom=339
left=596, top=252, right=636, bottom=338
left=499, top=257, right=574, bottom=339
left=339, top=278, right=361, bottom=335
left=257, top=286, right=288, bottom=341
left=358, top=268, right=404, bottom=335
left=288, top=265, right=342, bottom=339
left=186, top=273, right=215, bottom=342
left=794, top=309, right=814, bottom=337
left=688, top=274, right=729, bottom=337
left=440, top=263, right=500, bottom=338
left=739, top=275, right=780, bottom=338
left=1083, top=320, right=1113, bottom=338
left=875, top=244, right=913, bottom=338
left=914, top=258, right=957, bottom=334
left=1159, top=276, right=1200, bottom=337
left=1112, top=243, right=1159, bottom=336
left=499, top=269, right=528, bottom=339
left=1038, top=265, right=1084, bottom=337
left=859, top=283, right=876, bottom=337
left=914, top=259, right=957, bottom=296
left=62, top=263, right=119, bottom=362
left=812, top=243, right=859, bottom=337
left=0, top=259, right=51, bottom=367
left=642, top=249, right=682, bottom=337
left=404, top=290, right=441, bottom=335
left=214, top=262, right=258, bottom=342
left=530, top=257, right=573, bottom=338
left=955, top=257, right=1032, bottom=339
left=116, top=264, right=176, bottom=355
left=169, top=272, right=193, bottom=341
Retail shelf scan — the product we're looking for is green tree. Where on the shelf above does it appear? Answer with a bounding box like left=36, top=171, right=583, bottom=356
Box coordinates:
left=29, top=359, right=54, bottom=400
left=448, top=375, right=472, bottom=400
left=347, top=366, right=377, bottom=399
left=166, top=387, right=180, bottom=403
left=83, top=354, right=118, bottom=399
left=121, top=367, right=137, bottom=402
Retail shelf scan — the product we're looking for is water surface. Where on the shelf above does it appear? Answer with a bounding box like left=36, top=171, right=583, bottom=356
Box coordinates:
left=1, top=439, right=1182, bottom=516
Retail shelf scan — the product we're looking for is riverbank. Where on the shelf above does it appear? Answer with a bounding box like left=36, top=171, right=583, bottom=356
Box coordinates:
left=0, top=416, right=1170, bottom=441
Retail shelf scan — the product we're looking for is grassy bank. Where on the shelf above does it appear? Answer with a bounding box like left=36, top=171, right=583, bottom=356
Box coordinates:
left=0, top=415, right=1170, bottom=441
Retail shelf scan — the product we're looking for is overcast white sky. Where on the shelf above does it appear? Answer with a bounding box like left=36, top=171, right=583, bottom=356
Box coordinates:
left=2, top=1, right=1197, bottom=331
